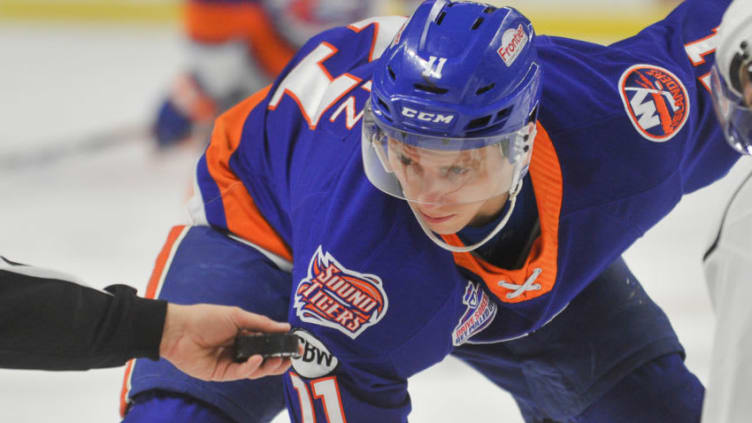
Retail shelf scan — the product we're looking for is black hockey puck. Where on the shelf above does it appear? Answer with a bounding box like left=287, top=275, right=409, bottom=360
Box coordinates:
left=233, top=333, right=301, bottom=362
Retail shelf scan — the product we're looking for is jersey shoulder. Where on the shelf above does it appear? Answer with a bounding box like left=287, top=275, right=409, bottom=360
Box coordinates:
left=202, top=16, right=408, bottom=246
left=534, top=0, right=732, bottom=211
left=537, top=0, right=728, bottom=135
left=265, top=15, right=408, bottom=134
left=243, top=15, right=409, bottom=190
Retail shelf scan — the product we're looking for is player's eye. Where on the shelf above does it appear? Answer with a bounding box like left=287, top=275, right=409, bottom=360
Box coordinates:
left=445, top=166, right=469, bottom=176
left=398, top=154, right=414, bottom=166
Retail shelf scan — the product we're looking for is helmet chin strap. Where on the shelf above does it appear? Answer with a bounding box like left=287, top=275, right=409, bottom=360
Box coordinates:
left=409, top=178, right=524, bottom=253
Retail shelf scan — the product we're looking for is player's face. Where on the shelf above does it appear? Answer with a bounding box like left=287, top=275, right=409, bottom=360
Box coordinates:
left=387, top=139, right=512, bottom=234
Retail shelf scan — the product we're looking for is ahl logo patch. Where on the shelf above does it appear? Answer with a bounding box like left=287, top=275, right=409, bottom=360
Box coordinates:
left=453, top=281, right=498, bottom=346
left=295, top=246, right=388, bottom=339
left=619, top=64, right=690, bottom=142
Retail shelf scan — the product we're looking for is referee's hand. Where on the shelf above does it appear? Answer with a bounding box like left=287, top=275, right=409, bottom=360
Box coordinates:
left=159, top=303, right=292, bottom=381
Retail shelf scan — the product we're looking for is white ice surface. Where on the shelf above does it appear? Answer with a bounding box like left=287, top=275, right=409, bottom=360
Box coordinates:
left=1, top=22, right=751, bottom=422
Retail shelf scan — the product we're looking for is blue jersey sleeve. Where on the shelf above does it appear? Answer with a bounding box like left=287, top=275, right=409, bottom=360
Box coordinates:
left=611, top=0, right=737, bottom=192
left=535, top=0, right=737, bottom=223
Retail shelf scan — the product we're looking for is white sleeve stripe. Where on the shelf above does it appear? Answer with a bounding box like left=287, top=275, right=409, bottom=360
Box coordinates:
left=227, top=234, right=293, bottom=272
left=188, top=156, right=209, bottom=226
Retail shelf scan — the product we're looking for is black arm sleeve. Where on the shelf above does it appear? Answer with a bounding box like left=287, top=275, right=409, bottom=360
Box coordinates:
left=0, top=257, right=167, bottom=370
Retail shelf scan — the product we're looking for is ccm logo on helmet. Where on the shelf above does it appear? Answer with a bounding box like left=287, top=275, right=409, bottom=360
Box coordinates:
left=498, top=24, right=529, bottom=67
left=401, top=107, right=455, bottom=124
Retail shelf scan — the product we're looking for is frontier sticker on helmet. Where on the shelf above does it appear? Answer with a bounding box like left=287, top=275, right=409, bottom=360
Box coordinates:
left=291, top=329, right=339, bottom=379
left=453, top=281, right=498, bottom=346
left=619, top=64, right=690, bottom=142
left=498, top=24, right=529, bottom=67
left=295, top=246, right=388, bottom=339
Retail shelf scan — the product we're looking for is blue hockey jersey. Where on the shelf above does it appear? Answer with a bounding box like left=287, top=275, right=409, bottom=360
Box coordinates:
left=188, top=0, right=737, bottom=420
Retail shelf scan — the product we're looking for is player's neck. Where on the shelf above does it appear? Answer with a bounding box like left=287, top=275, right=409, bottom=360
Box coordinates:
left=469, top=192, right=509, bottom=227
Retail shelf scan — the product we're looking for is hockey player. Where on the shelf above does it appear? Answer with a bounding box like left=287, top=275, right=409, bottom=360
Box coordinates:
left=702, top=0, right=752, bottom=421
left=122, top=0, right=739, bottom=421
left=153, top=0, right=418, bottom=147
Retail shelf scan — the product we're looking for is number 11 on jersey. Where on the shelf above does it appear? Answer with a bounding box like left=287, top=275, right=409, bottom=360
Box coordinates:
left=289, top=372, right=347, bottom=423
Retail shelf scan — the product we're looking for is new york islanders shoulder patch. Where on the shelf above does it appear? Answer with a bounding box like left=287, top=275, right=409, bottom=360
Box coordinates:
left=618, top=64, right=690, bottom=142
left=295, top=246, right=388, bottom=339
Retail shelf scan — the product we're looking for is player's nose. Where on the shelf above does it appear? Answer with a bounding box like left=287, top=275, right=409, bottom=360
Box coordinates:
left=413, top=175, right=453, bottom=206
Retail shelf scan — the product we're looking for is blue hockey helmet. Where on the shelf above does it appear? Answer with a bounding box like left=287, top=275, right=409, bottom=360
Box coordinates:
left=362, top=0, right=542, bottom=208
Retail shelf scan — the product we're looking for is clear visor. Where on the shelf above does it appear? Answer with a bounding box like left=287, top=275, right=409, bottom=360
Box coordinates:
left=361, top=100, right=535, bottom=206
left=710, top=65, right=752, bottom=155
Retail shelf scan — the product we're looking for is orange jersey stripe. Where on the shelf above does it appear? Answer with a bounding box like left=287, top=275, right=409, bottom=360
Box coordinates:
left=204, top=86, right=293, bottom=262
left=442, top=122, right=564, bottom=304
left=145, top=225, right=189, bottom=299
left=185, top=1, right=296, bottom=76
left=119, top=225, right=189, bottom=416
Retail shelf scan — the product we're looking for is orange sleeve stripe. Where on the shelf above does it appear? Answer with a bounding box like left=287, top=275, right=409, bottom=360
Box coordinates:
left=205, top=86, right=293, bottom=262
left=185, top=1, right=296, bottom=76
left=145, top=225, right=188, bottom=299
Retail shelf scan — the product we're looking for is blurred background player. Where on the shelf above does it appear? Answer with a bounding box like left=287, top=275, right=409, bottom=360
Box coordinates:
left=703, top=0, right=752, bottom=421
left=153, top=0, right=421, bottom=148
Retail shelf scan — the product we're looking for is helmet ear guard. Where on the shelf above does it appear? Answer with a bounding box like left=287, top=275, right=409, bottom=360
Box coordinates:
left=508, top=116, right=538, bottom=189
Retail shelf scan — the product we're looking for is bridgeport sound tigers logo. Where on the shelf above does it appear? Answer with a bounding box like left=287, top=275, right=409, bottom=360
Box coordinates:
left=295, top=247, right=389, bottom=339
left=619, top=64, right=690, bottom=142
